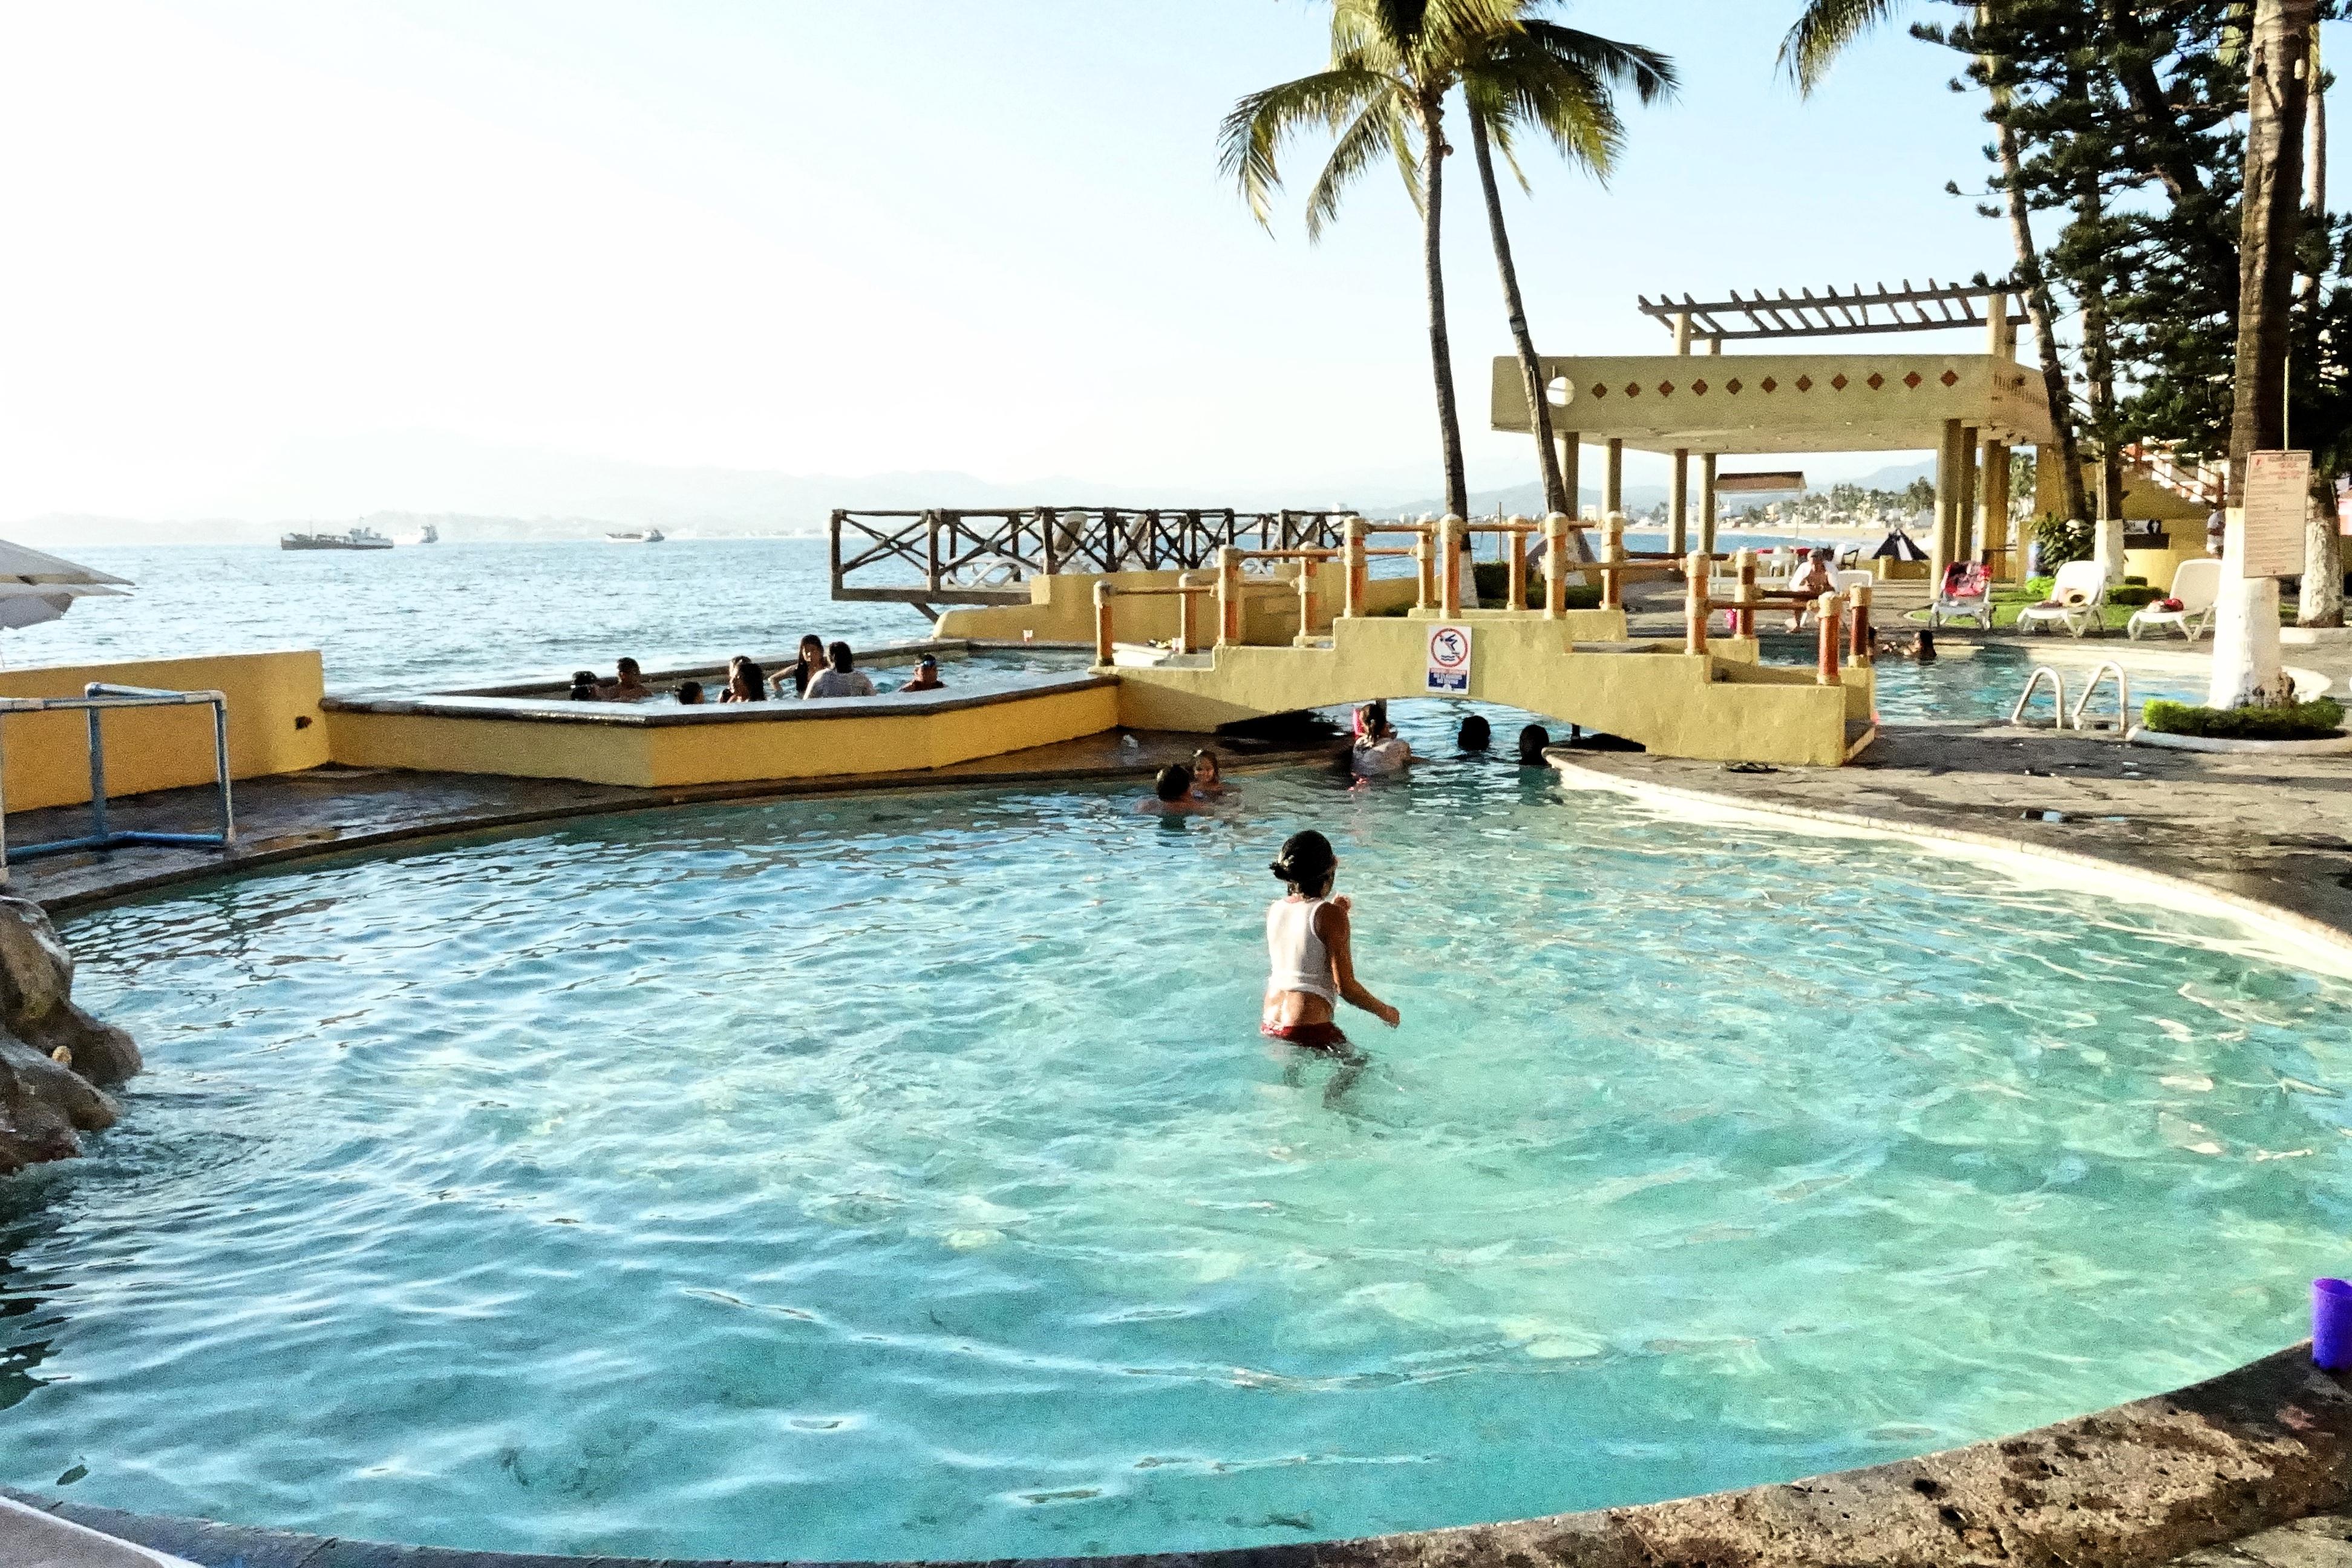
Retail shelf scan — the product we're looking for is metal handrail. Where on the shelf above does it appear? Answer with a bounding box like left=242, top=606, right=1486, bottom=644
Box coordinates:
left=2069, top=661, right=2134, bottom=734
left=2010, top=666, right=2069, bottom=728
left=0, top=684, right=235, bottom=876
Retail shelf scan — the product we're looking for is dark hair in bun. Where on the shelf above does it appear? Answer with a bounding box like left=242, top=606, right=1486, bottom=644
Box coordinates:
left=1270, top=829, right=1337, bottom=895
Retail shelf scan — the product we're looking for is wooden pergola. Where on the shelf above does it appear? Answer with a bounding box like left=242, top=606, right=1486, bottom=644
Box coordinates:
left=1493, top=278, right=2054, bottom=584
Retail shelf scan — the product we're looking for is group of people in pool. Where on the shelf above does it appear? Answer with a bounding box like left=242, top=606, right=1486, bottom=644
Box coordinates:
left=565, top=638, right=949, bottom=705
left=1352, top=701, right=1560, bottom=777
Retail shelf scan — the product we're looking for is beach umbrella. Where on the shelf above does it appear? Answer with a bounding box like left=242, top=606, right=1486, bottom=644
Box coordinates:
left=1872, top=530, right=1929, bottom=561
left=0, top=540, right=131, bottom=590
left=0, top=583, right=126, bottom=631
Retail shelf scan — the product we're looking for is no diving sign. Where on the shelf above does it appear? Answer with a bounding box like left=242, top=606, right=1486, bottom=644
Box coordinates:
left=1425, top=623, right=1472, bottom=694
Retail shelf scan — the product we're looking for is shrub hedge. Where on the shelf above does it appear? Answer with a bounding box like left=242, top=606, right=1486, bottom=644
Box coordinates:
left=2142, top=696, right=2345, bottom=740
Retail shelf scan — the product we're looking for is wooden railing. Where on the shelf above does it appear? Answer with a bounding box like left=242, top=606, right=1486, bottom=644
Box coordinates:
left=830, top=507, right=1355, bottom=607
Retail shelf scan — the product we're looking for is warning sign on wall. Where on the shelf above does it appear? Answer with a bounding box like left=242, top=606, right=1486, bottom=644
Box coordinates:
left=1425, top=624, right=1472, bottom=694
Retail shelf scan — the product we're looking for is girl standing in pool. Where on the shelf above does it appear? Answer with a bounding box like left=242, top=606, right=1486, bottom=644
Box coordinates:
left=1262, top=829, right=1400, bottom=1053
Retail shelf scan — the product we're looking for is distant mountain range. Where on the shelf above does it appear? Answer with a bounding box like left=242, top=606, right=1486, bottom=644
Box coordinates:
left=0, top=431, right=1941, bottom=548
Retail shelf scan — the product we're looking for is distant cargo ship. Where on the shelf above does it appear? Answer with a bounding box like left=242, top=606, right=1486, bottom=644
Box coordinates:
left=604, top=528, right=666, bottom=544
left=281, top=527, right=394, bottom=552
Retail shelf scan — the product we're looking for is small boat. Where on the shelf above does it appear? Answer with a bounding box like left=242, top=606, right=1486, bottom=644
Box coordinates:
left=407, top=523, right=440, bottom=546
left=281, top=527, right=394, bottom=552
left=605, top=528, right=666, bottom=544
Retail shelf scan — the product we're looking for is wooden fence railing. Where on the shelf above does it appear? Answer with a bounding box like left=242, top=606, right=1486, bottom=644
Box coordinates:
left=829, top=507, right=1355, bottom=607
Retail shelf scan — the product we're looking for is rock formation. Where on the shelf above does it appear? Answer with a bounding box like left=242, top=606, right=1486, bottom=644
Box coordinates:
left=0, top=893, right=139, bottom=1175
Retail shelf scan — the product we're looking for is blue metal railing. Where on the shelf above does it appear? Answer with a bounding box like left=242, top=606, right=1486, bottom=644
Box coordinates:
left=0, top=684, right=234, bottom=873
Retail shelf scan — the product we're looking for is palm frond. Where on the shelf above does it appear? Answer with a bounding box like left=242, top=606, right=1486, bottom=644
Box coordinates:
left=1305, top=93, right=1419, bottom=238
left=1776, top=0, right=1906, bottom=95
left=1515, top=21, right=1675, bottom=105
left=1217, top=67, right=1395, bottom=227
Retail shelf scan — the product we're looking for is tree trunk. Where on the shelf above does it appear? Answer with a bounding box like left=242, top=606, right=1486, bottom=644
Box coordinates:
left=2216, top=0, right=2316, bottom=696
left=1418, top=92, right=1469, bottom=521
left=2073, top=160, right=2125, bottom=524
left=2299, top=30, right=2342, bottom=626
left=2229, top=0, right=2313, bottom=492
left=1466, top=111, right=1568, bottom=517
left=1996, top=113, right=2089, bottom=523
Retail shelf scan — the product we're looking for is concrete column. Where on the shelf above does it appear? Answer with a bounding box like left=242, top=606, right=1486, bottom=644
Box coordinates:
left=1438, top=515, right=1464, bottom=618
left=1559, top=436, right=1582, bottom=519
left=1543, top=512, right=1568, bottom=619
left=1986, top=291, right=2010, bottom=359
left=1931, top=418, right=1964, bottom=589
left=1506, top=518, right=1529, bottom=610
left=1957, top=425, right=1981, bottom=564
left=1674, top=312, right=1693, bottom=355
left=1604, top=439, right=1624, bottom=519
left=1981, top=440, right=2012, bottom=580
left=1699, top=454, right=1719, bottom=558
left=1704, top=338, right=1722, bottom=356
left=1668, top=448, right=1690, bottom=558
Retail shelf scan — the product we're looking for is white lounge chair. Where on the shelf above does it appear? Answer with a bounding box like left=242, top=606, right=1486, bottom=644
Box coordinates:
left=2016, top=560, right=2108, bottom=638
left=2127, top=557, right=2222, bottom=641
left=1833, top=569, right=1875, bottom=597
left=1928, top=562, right=1994, bottom=630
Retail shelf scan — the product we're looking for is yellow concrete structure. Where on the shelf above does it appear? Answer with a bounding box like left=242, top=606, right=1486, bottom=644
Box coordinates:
left=1113, top=615, right=1873, bottom=768
left=326, top=678, right=1121, bottom=789
left=0, top=650, right=328, bottom=812
left=936, top=563, right=1417, bottom=645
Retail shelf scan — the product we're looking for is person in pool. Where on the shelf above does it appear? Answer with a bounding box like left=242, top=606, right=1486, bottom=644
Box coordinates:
left=1515, top=724, right=1551, bottom=765
left=1350, top=701, right=1411, bottom=778
left=802, top=641, right=877, bottom=699
left=1457, top=714, right=1492, bottom=754
left=1136, top=763, right=1209, bottom=816
left=603, top=658, right=652, bottom=701
left=676, top=679, right=706, bottom=705
left=566, top=670, right=603, bottom=701
left=774, top=635, right=828, bottom=698
left=900, top=655, right=945, bottom=693
left=1263, top=830, right=1399, bottom=1057
left=1189, top=748, right=1229, bottom=799
left=720, top=657, right=768, bottom=703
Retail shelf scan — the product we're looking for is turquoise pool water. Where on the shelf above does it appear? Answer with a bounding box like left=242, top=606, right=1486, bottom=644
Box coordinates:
left=1788, top=642, right=2211, bottom=725
left=5, top=728, right=2349, bottom=1562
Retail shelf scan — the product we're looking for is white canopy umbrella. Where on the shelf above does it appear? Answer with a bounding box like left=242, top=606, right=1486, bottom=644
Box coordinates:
left=0, top=540, right=131, bottom=590
left=0, top=543, right=132, bottom=644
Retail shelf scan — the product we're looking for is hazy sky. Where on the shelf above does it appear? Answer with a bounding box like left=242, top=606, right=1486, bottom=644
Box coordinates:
left=1, top=2, right=2330, bottom=520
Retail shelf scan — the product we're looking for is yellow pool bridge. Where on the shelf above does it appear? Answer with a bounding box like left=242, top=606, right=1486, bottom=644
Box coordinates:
left=1063, top=517, right=1878, bottom=769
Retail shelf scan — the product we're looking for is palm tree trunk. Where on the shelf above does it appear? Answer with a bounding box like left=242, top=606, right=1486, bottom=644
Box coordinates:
left=2230, top=0, right=2313, bottom=490
left=1996, top=114, right=2089, bottom=524
left=1417, top=92, right=1469, bottom=520
left=2214, top=0, right=2314, bottom=704
left=1466, top=111, right=1567, bottom=517
left=2299, top=28, right=2342, bottom=626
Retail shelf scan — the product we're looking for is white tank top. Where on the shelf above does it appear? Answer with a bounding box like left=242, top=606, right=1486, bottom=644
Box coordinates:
left=1266, top=897, right=1337, bottom=1002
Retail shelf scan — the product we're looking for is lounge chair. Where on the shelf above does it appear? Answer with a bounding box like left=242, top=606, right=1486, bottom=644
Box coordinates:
left=2016, top=560, right=2108, bottom=638
left=2127, top=557, right=2222, bottom=641
left=1928, top=562, right=1994, bottom=630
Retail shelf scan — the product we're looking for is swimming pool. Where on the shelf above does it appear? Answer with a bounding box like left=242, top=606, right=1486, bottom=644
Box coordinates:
left=6, top=736, right=2348, bottom=1561
left=1803, top=641, right=2215, bottom=725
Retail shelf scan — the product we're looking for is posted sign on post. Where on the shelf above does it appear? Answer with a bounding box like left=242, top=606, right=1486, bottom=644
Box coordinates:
left=2240, top=449, right=2311, bottom=579
left=1425, top=624, right=1472, bottom=694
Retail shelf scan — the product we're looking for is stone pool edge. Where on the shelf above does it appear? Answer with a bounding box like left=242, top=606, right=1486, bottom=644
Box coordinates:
left=1546, top=752, right=2352, bottom=976
left=7, top=1345, right=2348, bottom=1568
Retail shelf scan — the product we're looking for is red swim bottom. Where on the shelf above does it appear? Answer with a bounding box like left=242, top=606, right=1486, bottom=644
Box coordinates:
left=1263, top=1021, right=1349, bottom=1050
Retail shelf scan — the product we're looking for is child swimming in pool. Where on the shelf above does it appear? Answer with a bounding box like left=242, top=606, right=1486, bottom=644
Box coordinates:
left=1262, top=829, right=1400, bottom=1052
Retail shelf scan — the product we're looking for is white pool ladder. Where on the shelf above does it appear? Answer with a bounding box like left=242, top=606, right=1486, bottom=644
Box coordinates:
left=2010, top=666, right=2069, bottom=728
left=2069, top=661, right=2133, bottom=734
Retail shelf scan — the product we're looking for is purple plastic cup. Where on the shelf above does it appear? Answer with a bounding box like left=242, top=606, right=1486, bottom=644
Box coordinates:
left=2314, top=1279, right=2352, bottom=1371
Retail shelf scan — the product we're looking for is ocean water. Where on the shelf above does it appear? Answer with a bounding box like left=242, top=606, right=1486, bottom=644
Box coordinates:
left=22, top=540, right=935, bottom=695
left=4, top=724, right=2346, bottom=1561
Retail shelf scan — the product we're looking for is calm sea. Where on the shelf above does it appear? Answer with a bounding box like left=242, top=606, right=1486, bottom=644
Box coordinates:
left=27, top=539, right=936, bottom=696
left=26, top=531, right=1837, bottom=696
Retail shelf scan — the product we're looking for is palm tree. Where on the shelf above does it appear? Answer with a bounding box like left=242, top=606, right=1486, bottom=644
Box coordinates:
left=1220, top=0, right=1521, bottom=517
left=1460, top=11, right=1674, bottom=517
left=1780, top=1, right=2092, bottom=524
